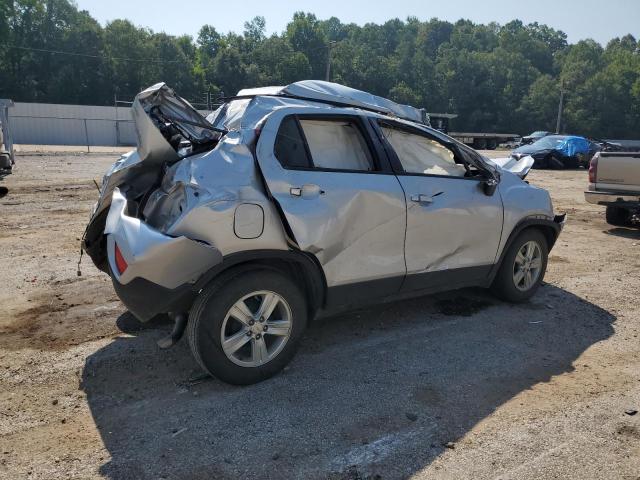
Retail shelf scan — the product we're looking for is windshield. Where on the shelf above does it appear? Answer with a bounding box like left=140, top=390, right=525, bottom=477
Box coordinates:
left=531, top=135, right=566, bottom=149
left=530, top=131, right=548, bottom=137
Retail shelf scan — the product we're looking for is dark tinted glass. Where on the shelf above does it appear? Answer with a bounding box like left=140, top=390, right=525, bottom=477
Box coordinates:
left=274, top=116, right=312, bottom=168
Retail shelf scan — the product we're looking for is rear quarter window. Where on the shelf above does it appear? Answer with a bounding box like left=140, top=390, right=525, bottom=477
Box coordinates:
left=274, top=116, right=312, bottom=168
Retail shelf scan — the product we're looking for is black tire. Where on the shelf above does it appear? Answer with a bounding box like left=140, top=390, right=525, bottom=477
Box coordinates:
left=487, top=139, right=498, bottom=150
left=548, top=153, right=565, bottom=170
left=474, top=138, right=487, bottom=150
left=187, top=268, right=307, bottom=385
left=533, top=156, right=549, bottom=169
left=606, top=206, right=631, bottom=227
left=564, top=155, right=580, bottom=169
left=491, top=229, right=549, bottom=303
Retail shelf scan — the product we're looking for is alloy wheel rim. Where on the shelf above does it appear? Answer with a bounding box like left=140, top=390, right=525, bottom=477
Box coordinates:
left=220, top=290, right=292, bottom=367
left=513, top=240, right=542, bottom=291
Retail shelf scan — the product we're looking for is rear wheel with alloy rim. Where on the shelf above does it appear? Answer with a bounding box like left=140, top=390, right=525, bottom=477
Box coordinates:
left=221, top=290, right=293, bottom=367
left=491, top=229, right=548, bottom=302
left=187, top=268, right=307, bottom=385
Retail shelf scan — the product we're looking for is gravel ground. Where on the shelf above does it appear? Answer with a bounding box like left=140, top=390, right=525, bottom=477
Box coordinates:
left=0, top=151, right=638, bottom=480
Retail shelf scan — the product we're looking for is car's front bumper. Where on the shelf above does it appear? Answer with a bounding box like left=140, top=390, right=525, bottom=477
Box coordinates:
left=584, top=190, right=640, bottom=207
left=554, top=213, right=567, bottom=231
left=105, top=188, right=223, bottom=321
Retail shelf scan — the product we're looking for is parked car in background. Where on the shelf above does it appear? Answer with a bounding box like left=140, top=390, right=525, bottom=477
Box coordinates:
left=520, top=131, right=551, bottom=145
left=511, top=135, right=599, bottom=169
left=585, top=151, right=640, bottom=227
left=83, top=81, right=565, bottom=385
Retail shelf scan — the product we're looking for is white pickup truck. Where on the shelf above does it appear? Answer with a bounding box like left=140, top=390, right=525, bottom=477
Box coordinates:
left=585, top=151, right=640, bottom=226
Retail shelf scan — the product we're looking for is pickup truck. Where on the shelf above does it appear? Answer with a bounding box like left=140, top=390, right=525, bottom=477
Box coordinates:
left=585, top=151, right=640, bottom=226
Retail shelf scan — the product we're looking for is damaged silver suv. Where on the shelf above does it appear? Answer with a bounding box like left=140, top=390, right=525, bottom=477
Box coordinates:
left=83, top=81, right=565, bottom=385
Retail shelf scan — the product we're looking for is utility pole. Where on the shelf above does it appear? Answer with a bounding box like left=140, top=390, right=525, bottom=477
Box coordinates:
left=325, top=41, right=337, bottom=82
left=555, top=80, right=565, bottom=134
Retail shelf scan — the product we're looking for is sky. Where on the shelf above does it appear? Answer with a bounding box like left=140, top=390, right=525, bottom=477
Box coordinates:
left=74, top=0, right=639, bottom=45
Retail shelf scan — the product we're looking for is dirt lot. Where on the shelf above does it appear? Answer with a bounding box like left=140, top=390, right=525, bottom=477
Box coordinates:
left=0, top=151, right=639, bottom=480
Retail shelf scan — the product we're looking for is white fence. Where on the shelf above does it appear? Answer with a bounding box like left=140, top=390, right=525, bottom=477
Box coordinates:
left=11, top=102, right=137, bottom=146
left=9, top=101, right=213, bottom=147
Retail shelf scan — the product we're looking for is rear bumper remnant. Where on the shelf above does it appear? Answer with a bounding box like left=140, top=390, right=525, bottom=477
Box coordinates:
left=584, top=191, right=640, bottom=207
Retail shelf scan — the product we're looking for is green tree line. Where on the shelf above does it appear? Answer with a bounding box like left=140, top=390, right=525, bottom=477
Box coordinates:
left=1, top=0, right=639, bottom=137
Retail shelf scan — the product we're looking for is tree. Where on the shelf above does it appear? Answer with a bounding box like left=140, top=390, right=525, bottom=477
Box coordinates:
left=1, top=1, right=639, bottom=139
left=285, top=12, right=327, bottom=79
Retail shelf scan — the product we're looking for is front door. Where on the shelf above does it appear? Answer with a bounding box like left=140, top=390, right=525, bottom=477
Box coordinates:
left=256, top=110, right=407, bottom=304
left=376, top=121, right=504, bottom=291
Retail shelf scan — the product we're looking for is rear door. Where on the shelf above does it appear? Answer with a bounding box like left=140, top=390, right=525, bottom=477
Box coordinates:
left=374, top=120, right=504, bottom=291
left=255, top=110, right=407, bottom=304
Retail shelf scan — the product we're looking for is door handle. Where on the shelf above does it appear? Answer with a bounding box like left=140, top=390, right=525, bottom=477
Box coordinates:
left=290, top=184, right=325, bottom=199
left=411, top=194, right=433, bottom=204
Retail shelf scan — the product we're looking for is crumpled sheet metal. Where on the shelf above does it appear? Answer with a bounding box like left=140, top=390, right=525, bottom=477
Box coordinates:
left=105, top=188, right=222, bottom=289
left=282, top=187, right=407, bottom=286
left=255, top=106, right=407, bottom=287
left=487, top=155, right=534, bottom=178
left=237, top=80, right=424, bottom=124
left=142, top=131, right=289, bottom=257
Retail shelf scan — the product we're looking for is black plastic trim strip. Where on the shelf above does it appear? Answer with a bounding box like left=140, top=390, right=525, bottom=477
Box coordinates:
left=193, top=249, right=327, bottom=314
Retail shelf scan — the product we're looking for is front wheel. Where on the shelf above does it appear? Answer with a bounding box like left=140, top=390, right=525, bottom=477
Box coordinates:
left=491, top=229, right=548, bottom=303
left=548, top=153, right=566, bottom=169
left=187, top=268, right=307, bottom=385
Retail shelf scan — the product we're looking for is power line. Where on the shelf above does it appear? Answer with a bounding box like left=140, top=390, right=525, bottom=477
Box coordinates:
left=3, top=44, right=189, bottom=64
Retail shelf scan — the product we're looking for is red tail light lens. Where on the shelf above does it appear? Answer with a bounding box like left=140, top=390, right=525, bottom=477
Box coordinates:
left=588, top=154, right=599, bottom=183
left=114, top=243, right=128, bottom=274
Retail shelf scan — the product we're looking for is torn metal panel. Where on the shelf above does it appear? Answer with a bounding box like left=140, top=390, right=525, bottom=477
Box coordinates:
left=134, top=82, right=219, bottom=150
left=238, top=81, right=424, bottom=124
left=105, top=189, right=223, bottom=289
left=487, top=155, right=534, bottom=179
left=142, top=130, right=289, bottom=257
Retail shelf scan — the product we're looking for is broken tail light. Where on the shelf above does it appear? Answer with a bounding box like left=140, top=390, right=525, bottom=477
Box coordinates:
left=114, top=243, right=128, bottom=274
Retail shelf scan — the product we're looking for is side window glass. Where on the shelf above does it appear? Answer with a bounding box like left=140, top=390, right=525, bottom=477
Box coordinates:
left=381, top=126, right=466, bottom=177
left=299, top=119, right=374, bottom=171
left=274, top=116, right=312, bottom=168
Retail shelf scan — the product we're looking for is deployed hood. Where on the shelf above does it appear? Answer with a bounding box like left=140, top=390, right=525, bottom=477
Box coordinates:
left=486, top=155, right=534, bottom=179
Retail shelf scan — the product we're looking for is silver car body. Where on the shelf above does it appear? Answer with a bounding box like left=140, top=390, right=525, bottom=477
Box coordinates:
left=83, top=81, right=564, bottom=321
left=0, top=99, right=15, bottom=179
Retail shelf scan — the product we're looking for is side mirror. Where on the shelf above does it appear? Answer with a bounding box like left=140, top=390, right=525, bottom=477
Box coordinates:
left=483, top=178, right=498, bottom=196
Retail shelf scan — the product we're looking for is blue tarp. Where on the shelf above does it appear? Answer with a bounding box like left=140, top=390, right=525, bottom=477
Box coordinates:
left=555, top=136, right=590, bottom=157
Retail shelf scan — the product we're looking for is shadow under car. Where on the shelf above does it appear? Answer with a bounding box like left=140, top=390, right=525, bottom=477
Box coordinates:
left=81, top=285, right=615, bottom=480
